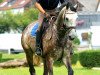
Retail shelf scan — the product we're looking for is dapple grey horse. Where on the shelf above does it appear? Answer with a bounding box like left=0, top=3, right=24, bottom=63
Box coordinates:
left=21, top=2, right=78, bottom=75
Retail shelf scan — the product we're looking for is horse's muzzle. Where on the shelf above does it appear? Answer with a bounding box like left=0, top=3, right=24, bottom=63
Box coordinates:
left=69, top=36, right=75, bottom=40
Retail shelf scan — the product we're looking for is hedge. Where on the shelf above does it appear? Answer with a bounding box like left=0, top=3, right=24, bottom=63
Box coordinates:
left=79, top=50, right=100, bottom=68
left=71, top=53, right=78, bottom=65
left=0, top=53, right=2, bottom=61
left=73, top=37, right=80, bottom=45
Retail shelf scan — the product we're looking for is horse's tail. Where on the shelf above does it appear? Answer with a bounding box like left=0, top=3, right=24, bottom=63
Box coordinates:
left=33, top=55, right=42, bottom=66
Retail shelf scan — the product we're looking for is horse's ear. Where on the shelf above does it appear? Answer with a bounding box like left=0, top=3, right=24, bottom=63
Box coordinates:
left=66, top=2, right=71, bottom=9
left=73, top=4, right=78, bottom=12
left=74, top=4, right=78, bottom=10
left=66, top=2, right=78, bottom=12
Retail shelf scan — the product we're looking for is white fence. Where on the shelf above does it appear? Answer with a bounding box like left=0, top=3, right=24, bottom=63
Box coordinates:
left=0, top=34, right=23, bottom=54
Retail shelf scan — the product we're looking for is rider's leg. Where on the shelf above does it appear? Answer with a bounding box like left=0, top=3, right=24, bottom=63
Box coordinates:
left=35, top=13, right=44, bottom=56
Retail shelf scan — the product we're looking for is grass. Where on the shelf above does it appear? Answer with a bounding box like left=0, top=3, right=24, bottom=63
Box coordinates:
left=0, top=53, right=100, bottom=75
left=0, top=53, right=25, bottom=63
left=0, top=66, right=100, bottom=75
left=2, top=53, right=25, bottom=59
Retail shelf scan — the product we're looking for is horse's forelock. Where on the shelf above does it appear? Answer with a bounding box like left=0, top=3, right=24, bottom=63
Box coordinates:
left=66, top=2, right=78, bottom=12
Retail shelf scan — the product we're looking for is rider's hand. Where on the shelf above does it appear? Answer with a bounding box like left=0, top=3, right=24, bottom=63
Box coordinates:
left=44, top=12, right=51, bottom=18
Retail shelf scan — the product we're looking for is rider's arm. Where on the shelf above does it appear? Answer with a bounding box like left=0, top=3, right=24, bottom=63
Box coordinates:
left=33, top=0, right=45, bottom=14
left=34, top=2, right=46, bottom=14
left=34, top=1, right=50, bottom=18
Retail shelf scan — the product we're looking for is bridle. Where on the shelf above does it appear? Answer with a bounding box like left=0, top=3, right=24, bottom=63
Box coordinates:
left=47, top=10, right=76, bottom=33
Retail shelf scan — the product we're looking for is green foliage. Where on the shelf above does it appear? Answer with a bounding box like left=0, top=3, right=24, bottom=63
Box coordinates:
left=79, top=50, right=100, bottom=68
left=73, top=37, right=80, bottom=45
left=17, top=8, right=39, bottom=31
left=0, top=0, right=3, bottom=3
left=71, top=53, right=78, bottom=65
left=0, top=53, right=2, bottom=61
left=0, top=13, right=11, bottom=33
left=0, top=8, right=39, bottom=33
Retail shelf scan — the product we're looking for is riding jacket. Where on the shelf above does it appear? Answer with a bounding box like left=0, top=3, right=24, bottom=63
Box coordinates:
left=34, top=0, right=65, bottom=10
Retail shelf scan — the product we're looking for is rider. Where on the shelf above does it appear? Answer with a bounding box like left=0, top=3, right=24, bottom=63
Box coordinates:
left=33, top=0, right=65, bottom=56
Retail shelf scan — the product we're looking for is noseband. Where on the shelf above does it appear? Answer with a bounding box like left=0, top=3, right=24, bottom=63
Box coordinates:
left=48, top=12, right=76, bottom=34
left=61, top=24, right=75, bottom=35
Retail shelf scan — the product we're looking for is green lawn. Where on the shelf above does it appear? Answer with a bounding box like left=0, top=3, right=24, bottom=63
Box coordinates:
left=0, top=53, right=100, bottom=75
left=0, top=53, right=25, bottom=63
left=0, top=66, right=100, bottom=75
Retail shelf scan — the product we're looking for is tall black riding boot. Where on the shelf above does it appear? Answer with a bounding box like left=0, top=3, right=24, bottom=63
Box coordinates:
left=35, top=30, right=42, bottom=56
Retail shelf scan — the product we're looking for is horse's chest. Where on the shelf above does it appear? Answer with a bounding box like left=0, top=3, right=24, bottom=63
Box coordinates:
left=49, top=48, right=63, bottom=60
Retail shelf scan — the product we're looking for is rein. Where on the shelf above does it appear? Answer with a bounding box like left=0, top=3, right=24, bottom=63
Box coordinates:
left=48, top=16, right=57, bottom=25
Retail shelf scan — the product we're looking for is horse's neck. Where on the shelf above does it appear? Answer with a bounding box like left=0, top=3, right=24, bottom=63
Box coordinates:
left=55, top=7, right=67, bottom=38
left=56, top=7, right=66, bottom=27
left=43, top=7, right=67, bottom=48
left=55, top=7, right=68, bottom=47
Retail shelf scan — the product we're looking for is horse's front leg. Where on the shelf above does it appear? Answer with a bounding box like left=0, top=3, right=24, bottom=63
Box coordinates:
left=43, top=56, right=53, bottom=75
left=62, top=52, right=74, bottom=75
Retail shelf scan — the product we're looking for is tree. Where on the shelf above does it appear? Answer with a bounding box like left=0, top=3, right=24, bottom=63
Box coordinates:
left=0, top=0, right=3, bottom=3
left=0, top=8, right=39, bottom=33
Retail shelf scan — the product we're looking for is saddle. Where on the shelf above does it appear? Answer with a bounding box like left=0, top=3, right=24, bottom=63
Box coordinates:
left=31, top=12, right=58, bottom=37
left=41, top=15, right=57, bottom=36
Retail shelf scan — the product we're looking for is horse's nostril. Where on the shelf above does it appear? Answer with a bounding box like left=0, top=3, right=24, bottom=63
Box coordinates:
left=69, top=36, right=75, bottom=40
left=66, top=18, right=68, bottom=21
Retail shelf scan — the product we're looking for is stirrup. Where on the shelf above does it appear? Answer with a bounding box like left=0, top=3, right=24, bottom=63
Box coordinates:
left=35, top=47, right=42, bottom=56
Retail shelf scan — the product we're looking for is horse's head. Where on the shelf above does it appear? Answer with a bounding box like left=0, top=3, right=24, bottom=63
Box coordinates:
left=64, top=2, right=78, bottom=40
left=58, top=2, right=78, bottom=40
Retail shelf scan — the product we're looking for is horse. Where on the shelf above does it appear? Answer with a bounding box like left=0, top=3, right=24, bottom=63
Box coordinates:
left=21, top=2, right=78, bottom=75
